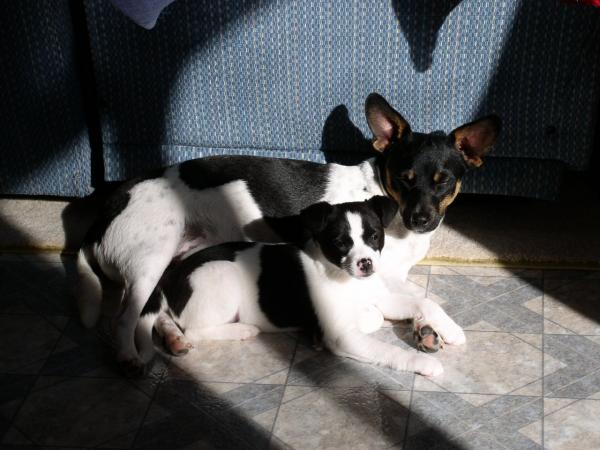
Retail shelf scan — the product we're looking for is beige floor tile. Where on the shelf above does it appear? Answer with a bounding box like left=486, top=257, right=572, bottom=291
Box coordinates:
left=544, top=397, right=578, bottom=416
left=168, top=333, right=296, bottom=383
left=544, top=279, right=600, bottom=335
left=273, top=387, right=409, bottom=450
left=429, top=331, right=542, bottom=394
left=544, top=399, right=600, bottom=450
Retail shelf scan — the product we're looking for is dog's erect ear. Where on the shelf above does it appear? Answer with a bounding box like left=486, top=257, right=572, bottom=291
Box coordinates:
left=300, top=202, right=335, bottom=236
left=449, top=115, right=501, bottom=167
left=365, top=93, right=412, bottom=152
left=366, top=195, right=399, bottom=228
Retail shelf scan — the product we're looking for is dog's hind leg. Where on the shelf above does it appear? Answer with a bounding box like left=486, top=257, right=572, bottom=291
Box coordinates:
left=76, top=247, right=103, bottom=328
left=115, top=277, right=163, bottom=375
left=154, top=313, right=193, bottom=356
left=135, top=313, right=158, bottom=364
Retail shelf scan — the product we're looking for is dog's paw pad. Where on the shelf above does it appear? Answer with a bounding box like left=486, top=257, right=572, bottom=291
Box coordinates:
left=413, top=323, right=442, bottom=353
left=166, top=335, right=194, bottom=356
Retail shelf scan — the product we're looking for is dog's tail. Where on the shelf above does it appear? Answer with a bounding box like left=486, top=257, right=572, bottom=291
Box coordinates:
left=135, top=288, right=166, bottom=363
left=76, top=247, right=103, bottom=328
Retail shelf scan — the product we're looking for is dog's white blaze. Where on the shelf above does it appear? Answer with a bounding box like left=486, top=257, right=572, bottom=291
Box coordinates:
left=345, top=211, right=380, bottom=276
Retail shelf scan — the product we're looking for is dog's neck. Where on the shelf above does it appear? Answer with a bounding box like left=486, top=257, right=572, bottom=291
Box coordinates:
left=371, top=154, right=393, bottom=199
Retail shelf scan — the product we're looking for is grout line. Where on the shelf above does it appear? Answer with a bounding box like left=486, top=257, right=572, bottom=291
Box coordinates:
left=267, top=336, right=299, bottom=448
left=401, top=273, right=431, bottom=449
left=541, top=270, right=546, bottom=449
left=400, top=377, right=416, bottom=449
left=544, top=367, right=600, bottom=400
left=130, top=356, right=171, bottom=449
left=542, top=316, right=581, bottom=336
left=510, top=332, right=543, bottom=351
left=541, top=398, right=581, bottom=420
left=2, top=317, right=68, bottom=445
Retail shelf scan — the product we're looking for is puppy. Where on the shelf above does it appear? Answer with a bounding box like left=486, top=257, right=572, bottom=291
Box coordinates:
left=135, top=197, right=442, bottom=376
left=77, top=92, right=501, bottom=374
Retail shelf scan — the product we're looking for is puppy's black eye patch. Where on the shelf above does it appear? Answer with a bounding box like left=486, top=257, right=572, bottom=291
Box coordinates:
left=332, top=235, right=352, bottom=251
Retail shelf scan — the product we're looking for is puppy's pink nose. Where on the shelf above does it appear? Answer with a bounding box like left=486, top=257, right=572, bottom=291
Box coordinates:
left=357, top=258, right=373, bottom=275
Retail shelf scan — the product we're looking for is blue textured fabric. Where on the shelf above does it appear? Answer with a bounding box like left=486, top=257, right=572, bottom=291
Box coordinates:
left=0, top=1, right=92, bottom=197
left=83, top=0, right=600, bottom=199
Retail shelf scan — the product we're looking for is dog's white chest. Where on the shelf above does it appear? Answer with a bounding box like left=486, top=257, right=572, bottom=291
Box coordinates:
left=379, top=217, right=432, bottom=288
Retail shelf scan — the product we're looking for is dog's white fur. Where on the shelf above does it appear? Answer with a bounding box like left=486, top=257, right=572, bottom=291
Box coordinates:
left=79, top=159, right=466, bottom=374
left=135, top=210, right=460, bottom=377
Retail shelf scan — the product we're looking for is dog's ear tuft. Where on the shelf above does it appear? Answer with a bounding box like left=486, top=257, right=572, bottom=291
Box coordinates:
left=365, top=93, right=412, bottom=152
left=300, top=202, right=334, bottom=236
left=366, top=196, right=399, bottom=228
left=449, top=115, right=501, bottom=167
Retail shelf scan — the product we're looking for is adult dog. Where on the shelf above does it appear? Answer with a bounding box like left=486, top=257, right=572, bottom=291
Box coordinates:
left=77, top=93, right=501, bottom=375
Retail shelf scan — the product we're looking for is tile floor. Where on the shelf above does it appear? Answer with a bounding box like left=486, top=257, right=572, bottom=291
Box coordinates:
left=1, top=253, right=599, bottom=449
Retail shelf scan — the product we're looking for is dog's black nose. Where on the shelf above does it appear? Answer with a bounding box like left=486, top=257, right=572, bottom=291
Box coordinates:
left=410, top=213, right=432, bottom=229
left=357, top=258, right=373, bottom=275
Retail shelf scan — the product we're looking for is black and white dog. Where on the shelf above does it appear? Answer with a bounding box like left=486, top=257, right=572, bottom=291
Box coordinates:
left=77, top=93, right=501, bottom=376
left=134, top=197, right=450, bottom=374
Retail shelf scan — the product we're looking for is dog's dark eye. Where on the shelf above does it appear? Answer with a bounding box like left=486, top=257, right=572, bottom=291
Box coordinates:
left=333, top=236, right=351, bottom=249
left=397, top=171, right=415, bottom=188
left=434, top=173, right=449, bottom=185
left=371, top=232, right=379, bottom=242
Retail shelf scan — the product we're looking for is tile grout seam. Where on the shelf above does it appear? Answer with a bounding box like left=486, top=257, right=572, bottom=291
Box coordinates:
left=267, top=336, right=300, bottom=449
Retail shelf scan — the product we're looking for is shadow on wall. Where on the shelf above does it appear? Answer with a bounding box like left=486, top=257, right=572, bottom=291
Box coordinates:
left=85, top=0, right=263, bottom=179
left=320, top=104, right=377, bottom=165
left=391, top=0, right=462, bottom=72
left=0, top=1, right=90, bottom=195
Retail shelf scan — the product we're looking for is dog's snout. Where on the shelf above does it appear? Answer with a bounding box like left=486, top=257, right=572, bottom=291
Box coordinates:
left=357, top=258, right=373, bottom=276
left=410, top=212, right=432, bottom=229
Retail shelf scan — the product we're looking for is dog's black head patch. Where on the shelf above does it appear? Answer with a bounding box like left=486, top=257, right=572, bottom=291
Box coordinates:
left=300, top=196, right=398, bottom=277
left=365, top=93, right=501, bottom=233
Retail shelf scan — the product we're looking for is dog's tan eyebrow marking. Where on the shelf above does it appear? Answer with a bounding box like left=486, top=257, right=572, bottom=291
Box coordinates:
left=433, top=172, right=443, bottom=183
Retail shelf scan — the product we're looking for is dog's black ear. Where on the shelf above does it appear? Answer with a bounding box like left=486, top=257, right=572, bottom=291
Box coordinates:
left=300, top=202, right=334, bottom=236
left=366, top=195, right=399, bottom=228
left=449, top=115, right=501, bottom=167
left=365, top=93, right=412, bottom=152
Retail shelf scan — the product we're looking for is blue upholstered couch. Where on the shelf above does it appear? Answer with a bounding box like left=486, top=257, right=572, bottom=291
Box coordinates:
left=1, top=0, right=599, bottom=199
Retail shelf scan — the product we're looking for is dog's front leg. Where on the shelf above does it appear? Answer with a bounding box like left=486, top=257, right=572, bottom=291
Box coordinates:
left=375, top=294, right=466, bottom=346
left=328, top=331, right=443, bottom=377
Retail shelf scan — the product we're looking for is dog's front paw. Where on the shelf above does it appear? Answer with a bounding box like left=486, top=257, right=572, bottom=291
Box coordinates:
left=415, top=319, right=466, bottom=348
left=409, top=354, right=443, bottom=378
left=413, top=322, right=442, bottom=353
left=439, top=324, right=466, bottom=346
